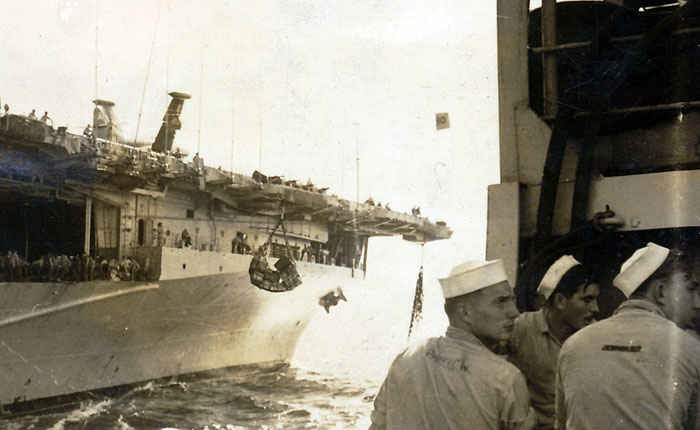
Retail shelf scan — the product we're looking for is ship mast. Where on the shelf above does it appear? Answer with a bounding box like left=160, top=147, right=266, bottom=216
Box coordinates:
left=134, top=2, right=162, bottom=144
left=165, top=0, right=170, bottom=152
left=355, top=126, right=360, bottom=208
left=197, top=44, right=204, bottom=155
left=231, top=82, right=235, bottom=177
left=352, top=122, right=360, bottom=276
left=258, top=111, right=263, bottom=170
left=94, top=0, right=99, bottom=100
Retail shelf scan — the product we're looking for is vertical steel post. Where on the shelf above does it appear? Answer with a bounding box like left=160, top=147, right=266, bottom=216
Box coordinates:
left=84, top=197, right=93, bottom=255
left=362, top=236, right=368, bottom=279
left=542, top=0, right=558, bottom=117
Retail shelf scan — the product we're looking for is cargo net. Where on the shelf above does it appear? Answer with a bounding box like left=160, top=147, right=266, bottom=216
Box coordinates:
left=249, top=217, right=302, bottom=292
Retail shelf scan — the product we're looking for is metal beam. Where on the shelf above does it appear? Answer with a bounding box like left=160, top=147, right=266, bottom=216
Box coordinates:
left=65, top=184, right=125, bottom=208
left=84, top=196, right=92, bottom=255
left=543, top=100, right=700, bottom=120
left=132, top=188, right=166, bottom=199
left=530, top=26, right=700, bottom=53
left=367, top=219, right=395, bottom=229
left=388, top=223, right=414, bottom=232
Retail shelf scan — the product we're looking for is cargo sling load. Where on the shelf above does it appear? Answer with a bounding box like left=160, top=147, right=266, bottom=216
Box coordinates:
left=0, top=92, right=451, bottom=416
left=489, top=0, right=700, bottom=318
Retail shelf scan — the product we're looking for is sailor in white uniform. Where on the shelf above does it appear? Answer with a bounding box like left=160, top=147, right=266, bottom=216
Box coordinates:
left=556, top=243, right=700, bottom=429
left=370, top=259, right=536, bottom=430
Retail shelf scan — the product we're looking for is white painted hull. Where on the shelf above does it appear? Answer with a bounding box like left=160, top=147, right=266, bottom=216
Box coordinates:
left=0, top=253, right=356, bottom=412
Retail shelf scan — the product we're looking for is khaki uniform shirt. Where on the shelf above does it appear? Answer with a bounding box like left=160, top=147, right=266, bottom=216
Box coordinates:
left=509, top=309, right=560, bottom=429
left=370, top=325, right=536, bottom=430
left=556, top=300, right=700, bottom=430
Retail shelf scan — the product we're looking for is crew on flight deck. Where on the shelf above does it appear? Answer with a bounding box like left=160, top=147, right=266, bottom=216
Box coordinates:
left=40, top=111, right=52, bottom=126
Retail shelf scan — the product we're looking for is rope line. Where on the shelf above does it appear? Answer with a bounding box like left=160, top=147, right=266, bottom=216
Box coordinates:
left=134, top=2, right=163, bottom=144
left=408, top=243, right=425, bottom=340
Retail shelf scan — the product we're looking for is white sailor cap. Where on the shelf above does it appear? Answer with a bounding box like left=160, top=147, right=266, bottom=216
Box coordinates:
left=537, top=255, right=582, bottom=300
left=439, top=259, right=509, bottom=299
left=613, top=242, right=670, bottom=297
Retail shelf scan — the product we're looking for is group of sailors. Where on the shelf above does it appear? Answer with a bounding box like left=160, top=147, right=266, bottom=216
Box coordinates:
left=370, top=242, right=700, bottom=429
left=230, top=233, right=334, bottom=266
left=300, top=243, right=333, bottom=265
left=364, top=197, right=425, bottom=217
left=27, top=109, right=53, bottom=126
left=251, top=170, right=330, bottom=194
left=364, top=197, right=392, bottom=211
left=151, top=224, right=334, bottom=266
left=0, top=251, right=152, bottom=282
left=231, top=232, right=252, bottom=255
left=0, top=104, right=53, bottom=126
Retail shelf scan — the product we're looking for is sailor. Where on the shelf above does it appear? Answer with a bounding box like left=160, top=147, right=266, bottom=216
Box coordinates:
left=155, top=222, right=165, bottom=246
left=508, top=255, right=599, bottom=430
left=301, top=244, right=313, bottom=262
left=1, top=104, right=8, bottom=132
left=192, top=152, right=203, bottom=174
left=556, top=243, right=700, bottom=429
left=27, top=109, right=37, bottom=120
left=40, top=111, right=53, bottom=126
left=370, top=259, right=536, bottom=430
left=231, top=232, right=242, bottom=254
left=181, top=229, right=192, bottom=248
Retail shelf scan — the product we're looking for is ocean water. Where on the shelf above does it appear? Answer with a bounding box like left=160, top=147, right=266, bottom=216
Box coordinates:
left=4, top=239, right=451, bottom=429
left=4, top=363, right=378, bottom=430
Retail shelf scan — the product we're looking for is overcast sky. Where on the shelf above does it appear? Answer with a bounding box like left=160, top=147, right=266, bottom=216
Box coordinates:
left=2, top=1, right=499, bottom=301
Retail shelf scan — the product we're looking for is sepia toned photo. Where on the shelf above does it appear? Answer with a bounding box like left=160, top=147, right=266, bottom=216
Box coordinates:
left=1, top=0, right=698, bottom=429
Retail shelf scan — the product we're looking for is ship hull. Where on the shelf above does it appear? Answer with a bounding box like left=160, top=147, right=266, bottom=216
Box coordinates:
left=0, top=254, right=355, bottom=412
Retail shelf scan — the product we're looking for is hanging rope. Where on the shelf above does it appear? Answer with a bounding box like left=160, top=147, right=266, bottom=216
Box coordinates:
left=134, top=2, right=163, bottom=144
left=407, top=243, right=425, bottom=340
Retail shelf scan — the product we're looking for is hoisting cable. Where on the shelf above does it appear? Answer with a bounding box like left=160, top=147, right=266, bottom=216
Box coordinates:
left=133, top=2, right=163, bottom=144
left=407, top=243, right=425, bottom=341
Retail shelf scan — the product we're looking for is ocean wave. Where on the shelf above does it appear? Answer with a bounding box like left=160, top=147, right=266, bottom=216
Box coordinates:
left=116, top=414, right=135, bottom=430
left=6, top=363, right=375, bottom=429
left=47, top=399, right=112, bottom=430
